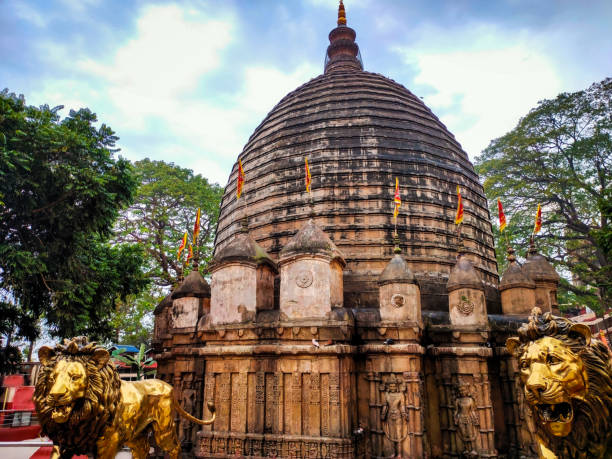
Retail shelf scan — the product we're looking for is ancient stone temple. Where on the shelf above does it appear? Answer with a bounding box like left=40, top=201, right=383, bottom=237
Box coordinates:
left=153, top=3, right=561, bottom=457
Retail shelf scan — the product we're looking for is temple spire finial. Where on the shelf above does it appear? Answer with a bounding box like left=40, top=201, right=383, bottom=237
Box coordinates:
left=338, top=0, right=347, bottom=26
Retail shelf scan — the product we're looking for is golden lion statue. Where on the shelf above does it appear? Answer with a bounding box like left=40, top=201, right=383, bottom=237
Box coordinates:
left=507, top=308, right=612, bottom=459
left=33, top=337, right=216, bottom=459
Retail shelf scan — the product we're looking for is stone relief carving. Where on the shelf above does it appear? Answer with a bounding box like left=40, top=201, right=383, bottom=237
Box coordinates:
left=381, top=374, right=409, bottom=457
left=453, top=383, right=479, bottom=457
left=391, top=293, right=405, bottom=308
left=295, top=269, right=313, bottom=288
left=457, top=295, right=475, bottom=315
left=178, top=387, right=196, bottom=443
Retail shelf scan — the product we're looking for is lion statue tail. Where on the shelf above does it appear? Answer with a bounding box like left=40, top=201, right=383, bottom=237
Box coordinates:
left=172, top=398, right=216, bottom=425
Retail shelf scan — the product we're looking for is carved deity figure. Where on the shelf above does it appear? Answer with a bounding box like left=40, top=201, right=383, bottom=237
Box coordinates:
left=179, top=388, right=196, bottom=444
left=381, top=374, right=409, bottom=457
left=453, top=384, right=479, bottom=456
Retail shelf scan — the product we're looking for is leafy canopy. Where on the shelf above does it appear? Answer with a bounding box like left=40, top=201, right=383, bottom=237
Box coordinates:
left=110, top=159, right=222, bottom=345
left=0, top=90, right=148, bottom=361
left=475, top=78, right=611, bottom=313
left=115, top=158, right=223, bottom=288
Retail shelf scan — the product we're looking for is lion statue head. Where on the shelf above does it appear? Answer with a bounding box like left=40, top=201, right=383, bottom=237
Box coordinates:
left=507, top=308, right=612, bottom=458
left=33, top=337, right=121, bottom=456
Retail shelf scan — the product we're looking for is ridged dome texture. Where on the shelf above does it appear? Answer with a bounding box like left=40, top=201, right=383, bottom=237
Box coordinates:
left=214, top=69, right=499, bottom=311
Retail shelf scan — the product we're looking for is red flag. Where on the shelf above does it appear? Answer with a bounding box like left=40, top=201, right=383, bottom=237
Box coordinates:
left=454, top=186, right=464, bottom=225
left=305, top=158, right=312, bottom=193
left=393, top=177, right=401, bottom=218
left=533, top=203, right=542, bottom=234
left=177, top=232, right=187, bottom=260
left=497, top=198, right=507, bottom=232
left=236, top=159, right=245, bottom=199
left=193, top=208, right=201, bottom=244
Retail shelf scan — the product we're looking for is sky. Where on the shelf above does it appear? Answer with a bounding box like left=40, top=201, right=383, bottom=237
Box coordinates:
left=1, top=0, right=611, bottom=187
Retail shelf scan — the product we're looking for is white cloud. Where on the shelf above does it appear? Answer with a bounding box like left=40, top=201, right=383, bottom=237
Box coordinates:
left=10, top=1, right=48, bottom=27
left=75, top=2, right=319, bottom=185
left=78, top=4, right=234, bottom=129
left=395, top=24, right=563, bottom=157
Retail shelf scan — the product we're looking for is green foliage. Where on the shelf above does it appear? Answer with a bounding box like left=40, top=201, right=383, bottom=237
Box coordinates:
left=0, top=344, right=23, bottom=375
left=110, top=290, right=162, bottom=347
left=0, top=89, right=148, bottom=371
left=475, top=78, right=612, bottom=314
left=111, top=343, right=156, bottom=380
left=115, top=158, right=223, bottom=288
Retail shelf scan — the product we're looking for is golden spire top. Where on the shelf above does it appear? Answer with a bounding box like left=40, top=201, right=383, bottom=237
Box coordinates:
left=338, top=0, right=347, bottom=26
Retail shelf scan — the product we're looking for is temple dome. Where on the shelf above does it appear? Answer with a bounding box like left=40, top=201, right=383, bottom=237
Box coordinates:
left=213, top=7, right=499, bottom=312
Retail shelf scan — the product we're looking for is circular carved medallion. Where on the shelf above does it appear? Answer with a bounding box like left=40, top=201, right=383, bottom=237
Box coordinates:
left=457, top=298, right=475, bottom=315
left=296, top=270, right=313, bottom=288
left=391, top=294, right=405, bottom=308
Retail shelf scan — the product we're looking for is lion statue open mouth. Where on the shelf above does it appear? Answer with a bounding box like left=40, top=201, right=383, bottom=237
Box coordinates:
left=33, top=337, right=215, bottom=459
left=507, top=308, right=612, bottom=459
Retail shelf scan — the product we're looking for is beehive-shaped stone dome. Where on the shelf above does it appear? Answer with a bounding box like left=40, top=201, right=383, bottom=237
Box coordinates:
left=214, top=6, right=499, bottom=311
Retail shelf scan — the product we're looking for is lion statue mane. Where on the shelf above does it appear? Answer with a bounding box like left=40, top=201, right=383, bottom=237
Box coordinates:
left=33, top=337, right=215, bottom=459
left=507, top=308, right=612, bottom=459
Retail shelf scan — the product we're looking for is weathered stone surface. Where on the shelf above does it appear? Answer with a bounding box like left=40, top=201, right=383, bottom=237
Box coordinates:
left=523, top=244, right=560, bottom=314
left=214, top=62, right=499, bottom=311
left=172, top=296, right=200, bottom=329
left=210, top=263, right=258, bottom=324
left=152, top=4, right=560, bottom=458
left=500, top=256, right=536, bottom=315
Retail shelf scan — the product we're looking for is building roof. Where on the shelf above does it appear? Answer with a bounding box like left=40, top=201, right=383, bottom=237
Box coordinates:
left=447, top=255, right=484, bottom=292
left=171, top=270, right=211, bottom=299
left=153, top=293, right=173, bottom=315
left=213, top=1, right=498, bottom=311
left=213, top=225, right=277, bottom=271
left=500, top=247, right=535, bottom=291
left=280, top=218, right=345, bottom=264
left=378, top=253, right=417, bottom=285
left=523, top=243, right=560, bottom=283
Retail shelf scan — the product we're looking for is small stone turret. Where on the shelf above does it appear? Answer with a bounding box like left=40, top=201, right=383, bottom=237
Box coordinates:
left=523, top=241, right=560, bottom=314
left=209, top=222, right=277, bottom=325
left=446, top=250, right=487, bottom=327
left=378, top=246, right=421, bottom=324
left=171, top=270, right=211, bottom=331
left=279, top=219, right=345, bottom=319
left=499, top=247, right=536, bottom=315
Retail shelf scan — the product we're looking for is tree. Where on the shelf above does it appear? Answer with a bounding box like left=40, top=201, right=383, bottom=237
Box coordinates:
left=109, top=291, right=160, bottom=347
left=475, top=78, right=611, bottom=313
left=115, top=159, right=223, bottom=288
left=0, top=90, right=148, bottom=370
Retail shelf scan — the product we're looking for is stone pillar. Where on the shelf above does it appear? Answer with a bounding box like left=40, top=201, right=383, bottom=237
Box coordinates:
left=447, top=254, right=487, bottom=328
left=279, top=219, right=345, bottom=320
left=426, top=252, right=497, bottom=457
left=499, top=247, right=536, bottom=315
left=378, top=247, right=421, bottom=324
left=209, top=226, right=277, bottom=325
left=166, top=271, right=211, bottom=454
left=522, top=241, right=560, bottom=314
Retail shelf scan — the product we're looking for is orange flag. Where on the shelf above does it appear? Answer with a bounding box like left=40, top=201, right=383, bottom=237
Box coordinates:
left=177, top=232, right=188, bottom=260
left=599, top=330, right=610, bottom=351
left=454, top=186, right=464, bottom=225
left=497, top=198, right=507, bottom=232
left=193, top=208, right=201, bottom=244
left=236, top=159, right=245, bottom=199
left=533, top=203, right=542, bottom=234
left=393, top=177, right=401, bottom=218
left=187, top=244, right=193, bottom=263
left=305, top=158, right=312, bottom=193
